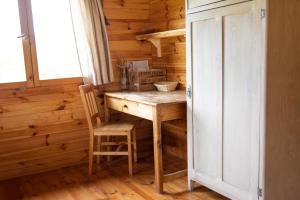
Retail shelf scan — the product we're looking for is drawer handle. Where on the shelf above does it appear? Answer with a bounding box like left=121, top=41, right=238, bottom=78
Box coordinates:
left=123, top=105, right=128, bottom=109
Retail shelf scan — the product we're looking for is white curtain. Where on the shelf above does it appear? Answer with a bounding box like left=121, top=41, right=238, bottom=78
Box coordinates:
left=69, top=0, right=114, bottom=85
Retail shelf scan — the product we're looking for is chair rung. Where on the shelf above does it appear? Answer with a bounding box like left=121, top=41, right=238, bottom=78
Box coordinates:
left=93, top=152, right=128, bottom=156
left=100, top=142, right=127, bottom=146
left=94, top=131, right=129, bottom=136
left=163, top=169, right=187, bottom=182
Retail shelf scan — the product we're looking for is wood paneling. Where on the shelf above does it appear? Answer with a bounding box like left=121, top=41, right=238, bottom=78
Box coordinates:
left=0, top=82, right=153, bottom=181
left=103, top=0, right=152, bottom=81
left=149, top=0, right=186, bottom=89
left=0, top=82, right=88, bottom=181
left=106, top=0, right=186, bottom=88
left=148, top=0, right=187, bottom=160
left=265, top=0, right=300, bottom=199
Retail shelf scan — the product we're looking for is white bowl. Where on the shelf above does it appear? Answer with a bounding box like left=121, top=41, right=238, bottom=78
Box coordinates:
left=153, top=81, right=178, bottom=92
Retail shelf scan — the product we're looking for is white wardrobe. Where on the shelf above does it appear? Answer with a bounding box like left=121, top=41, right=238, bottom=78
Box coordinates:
left=186, top=0, right=265, bottom=199
left=186, top=0, right=300, bottom=200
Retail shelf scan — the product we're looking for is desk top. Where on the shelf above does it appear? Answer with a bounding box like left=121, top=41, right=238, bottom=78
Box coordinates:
left=105, top=90, right=186, bottom=106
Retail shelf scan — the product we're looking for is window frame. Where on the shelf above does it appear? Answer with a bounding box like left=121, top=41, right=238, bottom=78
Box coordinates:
left=0, top=0, right=83, bottom=90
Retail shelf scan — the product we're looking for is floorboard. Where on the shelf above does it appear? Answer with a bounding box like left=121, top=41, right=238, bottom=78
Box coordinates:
left=0, top=155, right=228, bottom=200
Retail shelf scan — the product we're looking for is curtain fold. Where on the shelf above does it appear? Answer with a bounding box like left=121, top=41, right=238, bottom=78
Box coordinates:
left=70, top=0, right=114, bottom=85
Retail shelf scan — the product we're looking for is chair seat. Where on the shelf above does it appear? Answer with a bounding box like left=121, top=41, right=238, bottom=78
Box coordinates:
left=94, top=122, right=135, bottom=136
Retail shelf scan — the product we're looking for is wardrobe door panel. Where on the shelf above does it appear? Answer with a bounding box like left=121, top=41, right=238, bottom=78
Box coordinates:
left=192, top=16, right=222, bottom=179
left=222, top=2, right=260, bottom=195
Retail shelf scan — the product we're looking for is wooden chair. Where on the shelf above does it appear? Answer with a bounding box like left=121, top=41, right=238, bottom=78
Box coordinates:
left=79, top=84, right=136, bottom=176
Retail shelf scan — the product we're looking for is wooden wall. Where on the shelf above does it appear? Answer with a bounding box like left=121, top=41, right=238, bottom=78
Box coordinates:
left=0, top=83, right=88, bottom=181
left=148, top=0, right=187, bottom=160
left=149, top=0, right=186, bottom=89
left=104, top=0, right=152, bottom=80
left=265, top=0, right=300, bottom=199
left=104, top=0, right=187, bottom=87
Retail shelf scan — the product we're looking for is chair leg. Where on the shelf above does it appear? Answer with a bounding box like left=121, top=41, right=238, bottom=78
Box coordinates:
left=127, top=132, right=133, bottom=176
left=133, top=128, right=138, bottom=163
left=107, top=136, right=112, bottom=162
left=88, top=134, right=94, bottom=176
left=96, top=136, right=101, bottom=164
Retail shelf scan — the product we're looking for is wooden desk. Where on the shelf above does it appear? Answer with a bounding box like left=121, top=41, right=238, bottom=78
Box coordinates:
left=104, top=91, right=186, bottom=193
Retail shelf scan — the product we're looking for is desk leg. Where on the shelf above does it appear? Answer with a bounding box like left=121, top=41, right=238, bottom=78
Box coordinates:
left=152, top=106, right=163, bottom=193
left=104, top=96, right=112, bottom=162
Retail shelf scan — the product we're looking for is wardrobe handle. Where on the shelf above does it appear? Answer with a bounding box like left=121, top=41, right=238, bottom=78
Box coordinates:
left=187, top=86, right=192, bottom=99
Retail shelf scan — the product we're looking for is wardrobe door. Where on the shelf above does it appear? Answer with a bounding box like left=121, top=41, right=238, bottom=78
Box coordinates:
left=187, top=1, right=262, bottom=199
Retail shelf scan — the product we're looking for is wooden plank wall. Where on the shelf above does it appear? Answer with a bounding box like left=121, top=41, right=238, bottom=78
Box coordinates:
left=104, top=0, right=152, bottom=80
left=148, top=0, right=187, bottom=160
left=0, top=83, right=88, bottom=181
left=0, top=0, right=152, bottom=181
left=149, top=0, right=186, bottom=89
left=265, top=0, right=300, bottom=199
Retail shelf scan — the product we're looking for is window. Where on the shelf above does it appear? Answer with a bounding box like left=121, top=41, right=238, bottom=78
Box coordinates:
left=31, top=0, right=81, bottom=80
left=0, top=0, right=82, bottom=87
left=0, top=1, right=27, bottom=83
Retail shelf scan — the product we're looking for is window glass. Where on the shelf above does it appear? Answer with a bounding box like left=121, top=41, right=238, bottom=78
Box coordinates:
left=0, top=0, right=26, bottom=83
left=31, top=0, right=82, bottom=80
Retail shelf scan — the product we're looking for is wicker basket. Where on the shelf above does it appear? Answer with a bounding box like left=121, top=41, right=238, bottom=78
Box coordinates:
left=153, top=81, right=178, bottom=92
left=128, top=69, right=166, bottom=91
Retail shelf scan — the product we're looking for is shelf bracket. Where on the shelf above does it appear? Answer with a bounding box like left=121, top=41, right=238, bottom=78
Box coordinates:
left=148, top=38, right=162, bottom=57
left=136, top=29, right=186, bottom=58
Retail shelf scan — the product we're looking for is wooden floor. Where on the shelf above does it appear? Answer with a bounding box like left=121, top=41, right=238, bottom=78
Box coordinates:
left=0, top=155, right=228, bottom=200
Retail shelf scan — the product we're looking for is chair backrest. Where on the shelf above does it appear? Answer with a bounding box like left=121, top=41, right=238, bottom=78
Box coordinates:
left=79, top=84, right=102, bottom=132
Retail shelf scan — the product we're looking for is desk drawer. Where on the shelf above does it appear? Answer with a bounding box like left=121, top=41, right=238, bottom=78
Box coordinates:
left=106, top=97, right=153, bottom=121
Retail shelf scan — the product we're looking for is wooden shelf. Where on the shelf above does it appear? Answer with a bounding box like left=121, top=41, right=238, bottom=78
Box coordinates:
left=136, top=29, right=186, bottom=57
left=136, top=29, right=186, bottom=40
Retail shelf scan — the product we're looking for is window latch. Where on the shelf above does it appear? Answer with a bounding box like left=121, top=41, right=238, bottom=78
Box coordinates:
left=17, top=34, right=28, bottom=39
